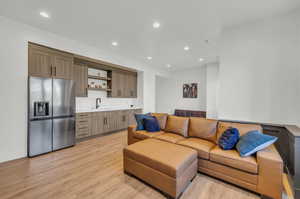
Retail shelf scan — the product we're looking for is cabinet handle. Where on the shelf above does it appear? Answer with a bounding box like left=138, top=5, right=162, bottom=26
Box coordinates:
left=54, top=67, right=57, bottom=76
left=50, top=66, right=53, bottom=76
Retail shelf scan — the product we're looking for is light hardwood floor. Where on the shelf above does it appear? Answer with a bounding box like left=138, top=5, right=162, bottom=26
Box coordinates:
left=0, top=131, right=286, bottom=199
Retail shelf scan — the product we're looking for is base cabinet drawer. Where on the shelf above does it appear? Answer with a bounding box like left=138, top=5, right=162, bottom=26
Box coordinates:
left=76, top=130, right=90, bottom=139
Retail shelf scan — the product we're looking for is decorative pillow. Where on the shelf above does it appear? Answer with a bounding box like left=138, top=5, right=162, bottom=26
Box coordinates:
left=164, top=116, right=189, bottom=137
left=135, top=113, right=151, bottom=130
left=143, top=116, right=161, bottom=132
left=236, top=130, right=278, bottom=157
left=218, top=127, right=240, bottom=150
left=151, top=113, right=168, bottom=130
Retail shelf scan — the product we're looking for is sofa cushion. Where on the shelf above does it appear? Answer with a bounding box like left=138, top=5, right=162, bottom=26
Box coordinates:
left=133, top=130, right=165, bottom=140
left=124, top=139, right=197, bottom=178
left=177, top=138, right=215, bottom=160
left=165, top=116, right=189, bottom=137
left=151, top=113, right=168, bottom=130
left=217, top=122, right=262, bottom=142
left=236, top=130, right=278, bottom=157
left=218, top=127, right=240, bottom=150
left=143, top=116, right=161, bottom=132
left=210, top=146, right=258, bottom=174
left=135, top=113, right=151, bottom=130
left=154, top=133, right=186, bottom=144
left=188, top=117, right=218, bottom=143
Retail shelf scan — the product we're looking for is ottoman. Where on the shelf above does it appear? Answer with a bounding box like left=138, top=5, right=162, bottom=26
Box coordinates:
left=123, top=139, right=198, bottom=198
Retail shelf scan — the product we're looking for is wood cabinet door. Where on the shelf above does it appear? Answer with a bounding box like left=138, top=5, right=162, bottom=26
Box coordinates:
left=127, top=73, right=137, bottom=98
left=91, top=113, right=98, bottom=135
left=28, top=45, right=52, bottom=78
left=96, top=112, right=104, bottom=135
left=92, top=112, right=104, bottom=135
left=111, top=71, right=121, bottom=97
left=122, top=73, right=130, bottom=98
left=116, top=110, right=128, bottom=129
left=102, top=112, right=111, bottom=133
left=74, top=64, right=88, bottom=97
left=52, top=52, right=74, bottom=80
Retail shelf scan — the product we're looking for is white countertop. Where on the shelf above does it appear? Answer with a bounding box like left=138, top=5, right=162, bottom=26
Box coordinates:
left=76, top=107, right=143, bottom=113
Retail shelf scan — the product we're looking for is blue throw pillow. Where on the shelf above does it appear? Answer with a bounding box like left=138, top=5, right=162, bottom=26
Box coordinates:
left=236, top=130, right=278, bottom=157
left=135, top=113, right=151, bottom=130
left=143, top=116, right=160, bottom=132
left=218, top=127, right=240, bottom=150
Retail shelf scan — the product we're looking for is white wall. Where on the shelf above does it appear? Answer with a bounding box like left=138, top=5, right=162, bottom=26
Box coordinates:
left=0, top=16, right=166, bottom=163
left=206, top=63, right=219, bottom=119
left=156, top=67, right=207, bottom=114
left=219, top=10, right=300, bottom=125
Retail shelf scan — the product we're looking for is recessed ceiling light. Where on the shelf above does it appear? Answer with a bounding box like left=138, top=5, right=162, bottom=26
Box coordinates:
left=199, top=58, right=204, bottom=62
left=166, top=64, right=171, bottom=68
left=112, top=41, right=118, bottom=46
left=40, top=11, right=50, bottom=18
left=147, top=56, right=152, bottom=60
left=153, top=22, right=160, bottom=29
left=184, top=46, right=190, bottom=51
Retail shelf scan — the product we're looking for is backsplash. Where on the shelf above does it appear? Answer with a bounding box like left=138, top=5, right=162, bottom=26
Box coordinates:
left=76, top=90, right=142, bottom=112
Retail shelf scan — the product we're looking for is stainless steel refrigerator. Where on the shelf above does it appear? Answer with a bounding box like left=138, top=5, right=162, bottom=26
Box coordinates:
left=28, top=77, right=75, bottom=157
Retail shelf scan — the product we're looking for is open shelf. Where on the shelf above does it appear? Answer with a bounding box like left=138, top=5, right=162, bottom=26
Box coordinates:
left=88, top=87, right=112, bottom=92
left=88, top=75, right=111, bottom=81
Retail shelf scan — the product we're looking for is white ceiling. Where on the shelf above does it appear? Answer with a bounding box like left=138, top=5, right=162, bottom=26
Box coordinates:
left=0, top=0, right=299, bottom=70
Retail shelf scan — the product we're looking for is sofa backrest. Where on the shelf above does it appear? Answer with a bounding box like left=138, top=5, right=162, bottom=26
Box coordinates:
left=151, top=113, right=168, bottom=130
left=165, top=115, right=189, bottom=137
left=217, top=122, right=263, bottom=142
left=188, top=117, right=218, bottom=143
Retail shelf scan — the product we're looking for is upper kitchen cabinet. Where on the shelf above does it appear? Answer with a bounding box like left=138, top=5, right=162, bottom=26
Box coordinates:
left=28, top=44, right=53, bottom=78
left=126, top=73, right=137, bottom=98
left=52, top=52, right=74, bottom=80
left=73, top=64, right=88, bottom=97
left=28, top=43, right=73, bottom=80
left=109, top=70, right=137, bottom=98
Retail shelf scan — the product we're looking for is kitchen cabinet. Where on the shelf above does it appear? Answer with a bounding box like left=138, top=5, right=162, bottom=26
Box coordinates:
left=110, top=70, right=137, bottom=98
left=111, top=71, right=122, bottom=97
left=28, top=44, right=53, bottom=78
left=91, top=112, right=105, bottom=135
left=74, top=64, right=88, bottom=97
left=126, top=73, right=137, bottom=98
left=28, top=43, right=73, bottom=80
left=76, top=113, right=91, bottom=139
left=76, top=109, right=142, bottom=140
left=118, top=110, right=129, bottom=129
left=52, top=52, right=74, bottom=80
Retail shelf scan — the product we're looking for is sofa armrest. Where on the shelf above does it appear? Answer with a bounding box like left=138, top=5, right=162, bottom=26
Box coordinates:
left=257, top=144, right=283, bottom=199
left=127, top=125, right=137, bottom=145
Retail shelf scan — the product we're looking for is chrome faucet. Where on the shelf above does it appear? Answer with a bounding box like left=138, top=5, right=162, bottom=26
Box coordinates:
left=96, top=98, right=101, bottom=109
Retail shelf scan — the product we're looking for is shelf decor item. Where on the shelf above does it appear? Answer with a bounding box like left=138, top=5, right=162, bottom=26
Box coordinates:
left=183, top=83, right=198, bottom=98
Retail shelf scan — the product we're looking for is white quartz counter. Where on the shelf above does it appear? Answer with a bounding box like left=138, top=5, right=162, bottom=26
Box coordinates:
left=76, top=107, right=143, bottom=113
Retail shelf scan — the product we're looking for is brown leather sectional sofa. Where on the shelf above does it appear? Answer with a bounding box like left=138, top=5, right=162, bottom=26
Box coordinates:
left=127, top=114, right=283, bottom=199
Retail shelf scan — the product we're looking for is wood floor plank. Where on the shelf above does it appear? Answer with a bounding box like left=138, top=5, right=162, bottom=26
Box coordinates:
left=0, top=131, right=284, bottom=199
